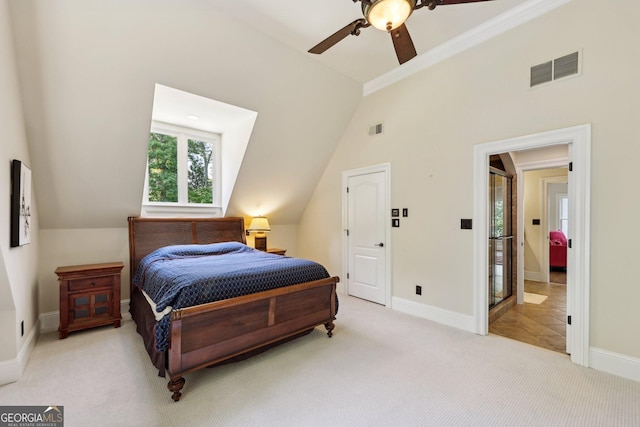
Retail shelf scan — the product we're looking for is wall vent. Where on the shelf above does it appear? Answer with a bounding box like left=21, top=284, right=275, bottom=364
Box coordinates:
left=369, top=122, right=384, bottom=136
left=554, top=51, right=579, bottom=80
left=530, top=61, right=553, bottom=87
left=530, top=51, right=580, bottom=88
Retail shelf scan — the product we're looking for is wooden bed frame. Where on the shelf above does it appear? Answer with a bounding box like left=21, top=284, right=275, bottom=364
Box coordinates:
left=128, top=217, right=339, bottom=401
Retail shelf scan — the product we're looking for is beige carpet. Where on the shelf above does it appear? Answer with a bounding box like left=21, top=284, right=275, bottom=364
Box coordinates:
left=1, top=295, right=640, bottom=426
left=524, top=292, right=548, bottom=304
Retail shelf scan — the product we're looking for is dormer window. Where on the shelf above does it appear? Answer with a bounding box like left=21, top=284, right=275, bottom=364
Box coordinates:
left=142, top=122, right=221, bottom=216
left=141, top=84, right=257, bottom=218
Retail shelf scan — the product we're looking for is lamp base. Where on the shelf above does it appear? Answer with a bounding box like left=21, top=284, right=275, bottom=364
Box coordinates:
left=254, top=235, right=267, bottom=251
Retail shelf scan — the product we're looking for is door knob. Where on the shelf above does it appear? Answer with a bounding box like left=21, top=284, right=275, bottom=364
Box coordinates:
left=375, top=243, right=384, bottom=247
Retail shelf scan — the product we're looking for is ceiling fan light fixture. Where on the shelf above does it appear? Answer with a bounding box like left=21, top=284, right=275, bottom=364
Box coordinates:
left=364, top=0, right=416, bottom=32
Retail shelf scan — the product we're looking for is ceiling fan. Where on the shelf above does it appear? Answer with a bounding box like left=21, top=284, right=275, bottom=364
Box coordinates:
left=309, top=0, right=494, bottom=65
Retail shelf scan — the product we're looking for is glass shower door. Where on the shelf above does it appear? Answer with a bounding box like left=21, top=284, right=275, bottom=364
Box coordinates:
left=489, top=171, right=513, bottom=309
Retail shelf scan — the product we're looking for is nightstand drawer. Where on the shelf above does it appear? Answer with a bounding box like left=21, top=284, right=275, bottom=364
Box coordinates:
left=69, top=275, right=114, bottom=291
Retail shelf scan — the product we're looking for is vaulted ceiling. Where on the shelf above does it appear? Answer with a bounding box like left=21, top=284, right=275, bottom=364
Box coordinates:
left=8, top=0, right=536, bottom=229
left=8, top=0, right=362, bottom=228
left=212, top=0, right=529, bottom=83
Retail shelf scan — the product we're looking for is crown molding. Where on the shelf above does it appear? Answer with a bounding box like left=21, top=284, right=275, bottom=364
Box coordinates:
left=363, top=0, right=573, bottom=96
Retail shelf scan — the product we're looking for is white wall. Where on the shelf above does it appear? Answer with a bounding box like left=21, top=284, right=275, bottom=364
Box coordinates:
left=38, top=229, right=129, bottom=315
left=8, top=0, right=362, bottom=229
left=0, top=0, right=39, bottom=379
left=300, top=0, right=640, bottom=360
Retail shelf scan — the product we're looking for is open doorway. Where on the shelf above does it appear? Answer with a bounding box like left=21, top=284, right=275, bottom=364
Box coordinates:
left=490, top=164, right=569, bottom=354
left=472, top=124, right=591, bottom=367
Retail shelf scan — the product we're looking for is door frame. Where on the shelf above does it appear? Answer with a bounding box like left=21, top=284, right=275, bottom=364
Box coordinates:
left=473, top=124, right=591, bottom=367
left=342, top=163, right=392, bottom=308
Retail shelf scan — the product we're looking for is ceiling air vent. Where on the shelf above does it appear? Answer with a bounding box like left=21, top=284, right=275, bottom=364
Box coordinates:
left=369, top=122, right=384, bottom=136
left=530, top=51, right=580, bottom=88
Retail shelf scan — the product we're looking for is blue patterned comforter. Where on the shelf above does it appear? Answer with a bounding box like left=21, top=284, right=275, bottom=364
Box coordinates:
left=132, top=241, right=331, bottom=352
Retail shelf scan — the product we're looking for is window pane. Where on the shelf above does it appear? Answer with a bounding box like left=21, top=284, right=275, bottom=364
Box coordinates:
left=560, top=196, right=569, bottom=236
left=148, top=133, right=178, bottom=202
left=187, top=139, right=213, bottom=204
left=561, top=197, right=569, bottom=218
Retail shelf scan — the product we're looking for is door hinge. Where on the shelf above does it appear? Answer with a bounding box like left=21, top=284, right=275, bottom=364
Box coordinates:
left=347, top=272, right=350, bottom=279
left=346, top=229, right=349, bottom=236
left=567, top=315, right=572, bottom=325
left=346, top=187, right=349, bottom=193
left=568, top=239, right=572, bottom=249
left=569, top=162, right=573, bottom=172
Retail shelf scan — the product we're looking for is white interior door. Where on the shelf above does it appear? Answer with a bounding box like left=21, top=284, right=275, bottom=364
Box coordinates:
left=347, top=171, right=387, bottom=305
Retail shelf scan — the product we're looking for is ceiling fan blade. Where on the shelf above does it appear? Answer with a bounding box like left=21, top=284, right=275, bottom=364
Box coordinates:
left=308, top=18, right=369, bottom=54
left=390, top=24, right=417, bottom=65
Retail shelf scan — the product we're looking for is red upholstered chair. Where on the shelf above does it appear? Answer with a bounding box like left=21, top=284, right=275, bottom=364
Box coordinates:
left=549, top=230, right=567, bottom=268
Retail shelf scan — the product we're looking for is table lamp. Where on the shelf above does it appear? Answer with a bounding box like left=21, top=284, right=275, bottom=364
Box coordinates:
left=248, top=216, right=270, bottom=251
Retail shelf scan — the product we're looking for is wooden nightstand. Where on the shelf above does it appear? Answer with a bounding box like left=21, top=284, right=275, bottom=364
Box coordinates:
left=56, top=262, right=124, bottom=339
left=267, top=248, right=287, bottom=256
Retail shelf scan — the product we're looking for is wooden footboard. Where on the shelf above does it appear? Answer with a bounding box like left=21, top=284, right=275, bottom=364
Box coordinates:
left=166, top=276, right=338, bottom=401
left=128, top=216, right=339, bottom=402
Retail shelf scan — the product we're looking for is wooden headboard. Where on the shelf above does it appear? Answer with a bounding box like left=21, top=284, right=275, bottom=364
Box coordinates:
left=127, top=217, right=246, bottom=290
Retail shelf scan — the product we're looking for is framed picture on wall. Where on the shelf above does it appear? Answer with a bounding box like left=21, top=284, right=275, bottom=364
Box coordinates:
left=11, top=160, right=32, bottom=247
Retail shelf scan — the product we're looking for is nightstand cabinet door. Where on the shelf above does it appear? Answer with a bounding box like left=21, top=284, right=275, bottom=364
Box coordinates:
left=56, top=262, right=124, bottom=339
left=70, top=290, right=114, bottom=322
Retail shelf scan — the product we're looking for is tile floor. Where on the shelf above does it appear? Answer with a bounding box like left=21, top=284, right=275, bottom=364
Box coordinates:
left=489, top=277, right=567, bottom=354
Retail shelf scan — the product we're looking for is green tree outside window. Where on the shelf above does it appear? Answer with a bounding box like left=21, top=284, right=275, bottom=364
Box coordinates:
left=148, top=133, right=178, bottom=202
left=188, top=139, right=213, bottom=204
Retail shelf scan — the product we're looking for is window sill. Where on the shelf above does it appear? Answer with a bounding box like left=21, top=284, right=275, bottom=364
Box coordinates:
left=141, top=203, right=223, bottom=218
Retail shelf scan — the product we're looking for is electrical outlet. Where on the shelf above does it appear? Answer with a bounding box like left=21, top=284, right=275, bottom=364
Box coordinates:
left=416, top=285, right=422, bottom=296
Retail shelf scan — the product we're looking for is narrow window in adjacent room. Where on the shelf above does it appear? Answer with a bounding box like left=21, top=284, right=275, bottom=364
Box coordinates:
left=558, top=194, right=569, bottom=237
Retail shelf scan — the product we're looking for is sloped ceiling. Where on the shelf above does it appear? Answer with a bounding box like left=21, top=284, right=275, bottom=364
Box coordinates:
left=212, top=0, right=529, bottom=84
left=9, top=0, right=362, bottom=229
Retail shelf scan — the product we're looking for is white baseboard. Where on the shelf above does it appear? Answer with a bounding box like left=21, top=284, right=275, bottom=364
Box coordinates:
left=39, top=299, right=131, bottom=334
left=524, top=270, right=543, bottom=282
left=392, top=298, right=640, bottom=383
left=39, top=310, right=59, bottom=333
left=121, top=300, right=132, bottom=321
left=391, top=296, right=475, bottom=332
left=590, top=347, right=640, bottom=383
left=1, top=300, right=132, bottom=386
left=8, top=299, right=640, bottom=387
left=0, top=317, right=39, bottom=386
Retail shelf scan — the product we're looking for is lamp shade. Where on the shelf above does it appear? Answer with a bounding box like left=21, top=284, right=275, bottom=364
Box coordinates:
left=363, top=0, right=416, bottom=32
left=247, top=216, right=271, bottom=233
